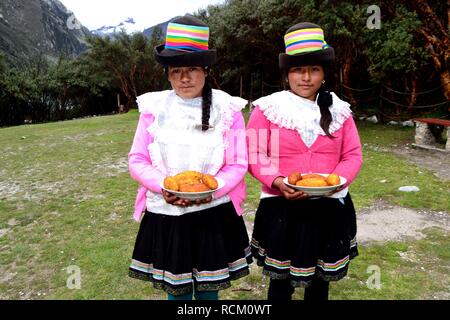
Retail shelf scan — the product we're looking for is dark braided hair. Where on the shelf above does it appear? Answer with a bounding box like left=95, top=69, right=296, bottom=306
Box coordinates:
left=317, top=86, right=334, bottom=137
left=317, top=64, right=335, bottom=137
left=201, top=73, right=213, bottom=131
left=201, top=68, right=222, bottom=131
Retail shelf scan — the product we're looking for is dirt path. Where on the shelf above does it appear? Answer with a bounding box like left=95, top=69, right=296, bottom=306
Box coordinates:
left=392, top=144, right=450, bottom=181
left=356, top=201, right=449, bottom=244
left=352, top=144, right=448, bottom=243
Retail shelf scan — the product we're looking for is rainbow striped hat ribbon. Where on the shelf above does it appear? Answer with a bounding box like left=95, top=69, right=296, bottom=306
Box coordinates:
left=164, top=22, right=210, bottom=52
left=284, top=27, right=330, bottom=56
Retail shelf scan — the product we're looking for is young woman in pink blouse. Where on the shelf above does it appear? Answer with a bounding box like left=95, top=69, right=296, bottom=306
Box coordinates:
left=127, top=15, right=252, bottom=300
left=247, top=22, right=363, bottom=300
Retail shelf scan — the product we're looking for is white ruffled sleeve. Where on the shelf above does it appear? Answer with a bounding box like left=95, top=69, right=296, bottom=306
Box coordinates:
left=136, top=90, right=172, bottom=114
left=212, top=89, right=248, bottom=133
left=329, top=92, right=353, bottom=134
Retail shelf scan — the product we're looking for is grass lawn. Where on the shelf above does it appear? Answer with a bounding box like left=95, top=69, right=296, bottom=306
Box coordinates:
left=0, top=109, right=448, bottom=300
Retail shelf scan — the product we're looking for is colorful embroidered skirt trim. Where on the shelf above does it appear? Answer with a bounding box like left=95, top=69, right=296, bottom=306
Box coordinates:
left=128, top=202, right=253, bottom=296
left=251, top=194, right=358, bottom=288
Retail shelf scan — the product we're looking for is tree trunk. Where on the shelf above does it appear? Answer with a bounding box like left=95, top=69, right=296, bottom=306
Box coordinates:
left=440, top=69, right=450, bottom=104
left=386, top=80, right=400, bottom=115
left=408, top=75, right=417, bottom=110
left=130, top=64, right=138, bottom=101
left=341, top=56, right=357, bottom=107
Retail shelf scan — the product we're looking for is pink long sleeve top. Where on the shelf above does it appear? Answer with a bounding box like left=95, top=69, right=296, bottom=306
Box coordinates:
left=247, top=91, right=362, bottom=197
left=128, top=90, right=248, bottom=222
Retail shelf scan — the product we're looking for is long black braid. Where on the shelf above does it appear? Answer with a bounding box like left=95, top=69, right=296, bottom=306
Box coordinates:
left=317, top=65, right=335, bottom=137
left=201, top=71, right=213, bottom=131
left=202, top=67, right=220, bottom=131
left=317, top=85, right=334, bottom=137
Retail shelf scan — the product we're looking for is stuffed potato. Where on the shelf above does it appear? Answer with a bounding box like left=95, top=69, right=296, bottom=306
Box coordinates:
left=302, top=173, right=326, bottom=180
left=163, top=176, right=179, bottom=191
left=173, top=171, right=203, bottom=185
left=286, top=171, right=341, bottom=187
left=288, top=171, right=302, bottom=185
left=202, top=174, right=219, bottom=190
left=296, top=178, right=328, bottom=187
left=164, top=170, right=219, bottom=192
left=326, top=173, right=341, bottom=186
left=179, top=183, right=210, bottom=192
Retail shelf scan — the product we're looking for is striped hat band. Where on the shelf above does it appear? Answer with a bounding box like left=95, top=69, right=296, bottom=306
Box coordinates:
left=284, top=27, right=330, bottom=55
left=165, top=22, right=210, bottom=52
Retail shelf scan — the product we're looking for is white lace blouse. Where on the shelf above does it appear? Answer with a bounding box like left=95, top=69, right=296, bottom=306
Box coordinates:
left=253, top=90, right=352, bottom=148
left=136, top=89, right=247, bottom=216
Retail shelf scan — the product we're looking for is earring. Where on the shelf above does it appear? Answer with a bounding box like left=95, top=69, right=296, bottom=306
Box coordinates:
left=322, top=80, right=326, bottom=84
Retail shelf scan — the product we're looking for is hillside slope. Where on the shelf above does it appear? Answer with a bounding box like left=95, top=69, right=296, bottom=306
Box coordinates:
left=0, top=0, right=90, bottom=64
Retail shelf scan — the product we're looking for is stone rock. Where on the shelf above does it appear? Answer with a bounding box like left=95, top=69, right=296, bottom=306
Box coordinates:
left=398, top=186, right=420, bottom=192
left=415, top=122, right=435, bottom=145
left=366, top=115, right=378, bottom=123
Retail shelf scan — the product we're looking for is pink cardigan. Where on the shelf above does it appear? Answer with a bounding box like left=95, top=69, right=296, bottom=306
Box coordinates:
left=247, top=105, right=362, bottom=196
left=129, top=111, right=248, bottom=222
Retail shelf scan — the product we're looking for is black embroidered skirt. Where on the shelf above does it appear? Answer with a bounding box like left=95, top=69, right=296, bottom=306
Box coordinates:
left=251, top=194, right=358, bottom=288
left=129, top=201, right=253, bottom=296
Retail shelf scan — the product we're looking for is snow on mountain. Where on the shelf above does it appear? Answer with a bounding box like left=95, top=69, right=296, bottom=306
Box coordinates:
left=91, top=17, right=141, bottom=36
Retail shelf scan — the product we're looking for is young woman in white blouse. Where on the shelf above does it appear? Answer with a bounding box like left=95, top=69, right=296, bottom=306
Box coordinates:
left=127, top=15, right=252, bottom=300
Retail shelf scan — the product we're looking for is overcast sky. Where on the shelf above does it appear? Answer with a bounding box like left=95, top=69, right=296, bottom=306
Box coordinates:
left=58, top=0, right=224, bottom=32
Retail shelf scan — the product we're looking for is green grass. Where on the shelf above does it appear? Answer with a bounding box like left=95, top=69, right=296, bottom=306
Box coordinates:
left=0, top=110, right=448, bottom=300
left=327, top=227, right=450, bottom=300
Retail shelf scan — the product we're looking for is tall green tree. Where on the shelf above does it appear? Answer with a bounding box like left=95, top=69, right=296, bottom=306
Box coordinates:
left=403, top=0, right=449, bottom=101
left=83, top=30, right=165, bottom=111
left=201, top=0, right=448, bottom=117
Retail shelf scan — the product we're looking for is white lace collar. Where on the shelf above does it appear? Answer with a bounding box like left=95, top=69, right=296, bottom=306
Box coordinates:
left=137, top=89, right=247, bottom=130
left=253, top=90, right=352, bottom=147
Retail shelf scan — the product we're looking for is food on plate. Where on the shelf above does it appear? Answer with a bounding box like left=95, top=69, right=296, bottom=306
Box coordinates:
left=301, top=173, right=326, bottom=180
left=296, top=178, right=328, bottom=187
left=288, top=171, right=302, bottom=185
left=163, top=170, right=219, bottom=193
left=163, top=177, right=179, bottom=191
left=179, top=183, right=210, bottom=193
left=202, top=174, right=219, bottom=190
left=286, top=171, right=343, bottom=188
left=326, top=173, right=341, bottom=186
left=173, top=171, right=203, bottom=185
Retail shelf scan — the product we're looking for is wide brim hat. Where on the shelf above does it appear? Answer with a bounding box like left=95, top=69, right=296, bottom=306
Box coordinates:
left=279, top=22, right=335, bottom=69
left=155, top=15, right=217, bottom=67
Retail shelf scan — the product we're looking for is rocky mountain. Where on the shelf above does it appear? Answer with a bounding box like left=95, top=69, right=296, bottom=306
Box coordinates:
left=0, top=0, right=91, bottom=65
left=92, top=17, right=138, bottom=37
left=143, top=20, right=170, bottom=40
left=91, top=18, right=169, bottom=40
